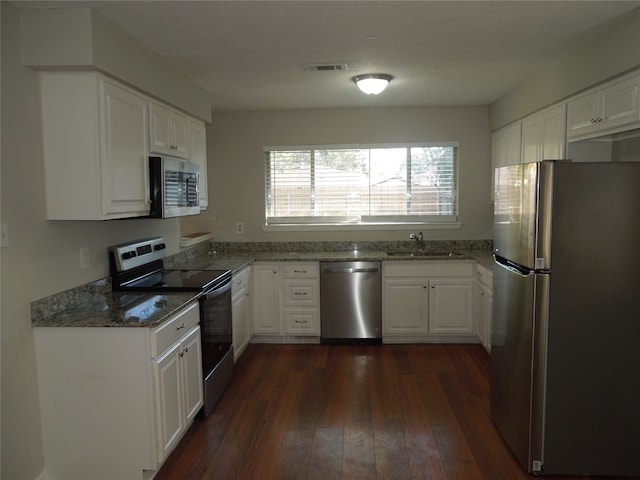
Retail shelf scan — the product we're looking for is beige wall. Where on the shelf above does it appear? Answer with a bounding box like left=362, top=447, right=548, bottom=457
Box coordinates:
left=1, top=4, right=184, bottom=478
left=489, top=8, right=640, bottom=130
left=194, top=107, right=492, bottom=242
left=20, top=7, right=212, bottom=122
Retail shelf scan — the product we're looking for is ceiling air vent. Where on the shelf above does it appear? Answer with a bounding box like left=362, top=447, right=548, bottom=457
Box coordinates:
left=303, top=63, right=349, bottom=72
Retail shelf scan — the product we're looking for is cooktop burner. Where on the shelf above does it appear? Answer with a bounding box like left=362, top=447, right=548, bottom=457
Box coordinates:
left=126, top=269, right=230, bottom=292
left=109, top=237, right=231, bottom=293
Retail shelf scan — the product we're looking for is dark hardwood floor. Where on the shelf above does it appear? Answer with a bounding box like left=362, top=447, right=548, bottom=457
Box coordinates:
left=154, top=343, right=637, bottom=480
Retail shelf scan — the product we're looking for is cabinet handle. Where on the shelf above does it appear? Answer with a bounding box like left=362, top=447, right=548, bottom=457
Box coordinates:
left=423, top=285, right=427, bottom=289
left=294, top=270, right=307, bottom=273
left=184, top=347, right=189, bottom=353
left=294, top=292, right=308, bottom=296
left=431, top=285, right=435, bottom=289
left=176, top=323, right=186, bottom=331
left=294, top=320, right=308, bottom=324
left=179, top=351, right=184, bottom=358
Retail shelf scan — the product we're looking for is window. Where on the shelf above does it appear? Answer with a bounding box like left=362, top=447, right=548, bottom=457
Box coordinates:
left=265, top=143, right=458, bottom=226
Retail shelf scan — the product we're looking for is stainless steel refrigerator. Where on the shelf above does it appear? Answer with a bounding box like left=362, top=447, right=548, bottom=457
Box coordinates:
left=491, top=160, right=640, bottom=476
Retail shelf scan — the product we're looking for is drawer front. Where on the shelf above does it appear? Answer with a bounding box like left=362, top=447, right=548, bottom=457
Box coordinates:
left=283, top=280, right=318, bottom=306
left=151, top=301, right=199, bottom=357
left=232, top=266, right=251, bottom=298
left=384, top=260, right=474, bottom=278
left=283, top=262, right=318, bottom=278
left=284, top=308, right=320, bottom=334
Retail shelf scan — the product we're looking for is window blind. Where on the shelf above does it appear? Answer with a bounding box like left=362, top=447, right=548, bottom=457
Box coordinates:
left=265, top=144, right=458, bottom=224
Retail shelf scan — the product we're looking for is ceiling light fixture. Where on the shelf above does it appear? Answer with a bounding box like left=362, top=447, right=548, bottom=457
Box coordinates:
left=352, top=74, right=393, bottom=95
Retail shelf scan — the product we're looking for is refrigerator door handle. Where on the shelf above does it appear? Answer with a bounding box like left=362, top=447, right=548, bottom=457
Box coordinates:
left=494, top=255, right=534, bottom=276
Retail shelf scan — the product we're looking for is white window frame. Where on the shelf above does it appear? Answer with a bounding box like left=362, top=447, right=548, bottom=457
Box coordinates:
left=263, top=143, right=462, bottom=231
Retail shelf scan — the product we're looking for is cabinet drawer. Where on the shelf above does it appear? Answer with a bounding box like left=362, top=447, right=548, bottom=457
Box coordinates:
left=384, top=261, right=474, bottom=278
left=151, top=302, right=199, bottom=357
left=283, top=262, right=318, bottom=278
left=232, top=267, right=250, bottom=298
left=284, top=308, right=320, bottom=334
left=283, top=280, right=318, bottom=305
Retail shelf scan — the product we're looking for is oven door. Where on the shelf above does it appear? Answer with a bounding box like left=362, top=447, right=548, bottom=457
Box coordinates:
left=200, top=278, right=232, bottom=375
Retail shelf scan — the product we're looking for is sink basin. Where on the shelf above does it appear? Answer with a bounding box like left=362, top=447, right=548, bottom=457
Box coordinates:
left=386, top=250, right=464, bottom=258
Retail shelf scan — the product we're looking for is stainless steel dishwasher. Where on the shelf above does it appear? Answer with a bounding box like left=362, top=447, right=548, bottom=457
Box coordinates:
left=320, top=261, right=382, bottom=343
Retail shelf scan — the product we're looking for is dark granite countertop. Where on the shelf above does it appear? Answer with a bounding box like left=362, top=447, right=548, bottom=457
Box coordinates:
left=31, top=279, right=199, bottom=328
left=171, top=249, right=494, bottom=271
left=32, top=241, right=493, bottom=329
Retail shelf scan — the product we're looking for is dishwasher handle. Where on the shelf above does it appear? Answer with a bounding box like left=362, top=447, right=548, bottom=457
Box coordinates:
left=322, top=266, right=380, bottom=274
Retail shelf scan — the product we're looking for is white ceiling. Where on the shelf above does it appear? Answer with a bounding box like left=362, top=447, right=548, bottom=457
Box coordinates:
left=12, top=1, right=640, bottom=112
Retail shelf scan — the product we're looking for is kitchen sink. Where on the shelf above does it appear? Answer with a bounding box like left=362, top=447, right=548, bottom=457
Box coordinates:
left=386, top=250, right=465, bottom=258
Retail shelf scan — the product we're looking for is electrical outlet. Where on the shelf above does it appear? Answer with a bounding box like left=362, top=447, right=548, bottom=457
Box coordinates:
left=79, top=247, right=90, bottom=269
left=1, top=223, right=8, bottom=248
left=235, top=222, right=245, bottom=234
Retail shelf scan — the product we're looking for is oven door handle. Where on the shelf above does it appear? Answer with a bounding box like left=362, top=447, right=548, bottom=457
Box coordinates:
left=204, top=279, right=232, bottom=300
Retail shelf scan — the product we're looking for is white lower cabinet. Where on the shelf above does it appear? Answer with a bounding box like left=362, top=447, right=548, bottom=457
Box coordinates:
left=154, top=325, right=203, bottom=461
left=382, top=261, right=475, bottom=343
left=475, top=265, right=493, bottom=353
left=232, top=266, right=251, bottom=360
left=252, top=262, right=320, bottom=340
left=252, top=263, right=283, bottom=336
left=33, top=302, right=203, bottom=480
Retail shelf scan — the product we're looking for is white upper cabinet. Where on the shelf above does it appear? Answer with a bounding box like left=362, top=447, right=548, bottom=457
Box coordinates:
left=567, top=73, right=640, bottom=140
left=521, top=104, right=567, bottom=163
left=149, top=101, right=191, bottom=159
left=189, top=119, right=208, bottom=209
left=40, top=72, right=150, bottom=220
left=492, top=122, right=522, bottom=168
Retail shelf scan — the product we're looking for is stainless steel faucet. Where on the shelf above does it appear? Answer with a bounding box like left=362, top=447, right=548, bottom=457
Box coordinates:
left=409, top=231, right=425, bottom=249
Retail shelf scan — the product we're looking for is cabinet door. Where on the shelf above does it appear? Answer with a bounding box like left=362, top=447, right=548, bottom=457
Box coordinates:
left=252, top=264, right=282, bottom=335
left=521, top=117, right=542, bottom=164
left=484, top=289, right=493, bottom=353
left=154, top=343, right=183, bottom=463
left=541, top=104, right=566, bottom=160
left=601, top=76, right=640, bottom=130
left=171, top=110, right=190, bottom=158
left=567, top=92, right=600, bottom=138
left=521, top=104, right=566, bottom=164
left=383, top=279, right=429, bottom=334
left=190, top=120, right=208, bottom=209
left=149, top=102, right=173, bottom=154
left=181, top=327, right=204, bottom=422
left=492, top=123, right=522, bottom=169
left=428, top=278, right=474, bottom=334
left=475, top=283, right=488, bottom=347
left=100, top=79, right=150, bottom=216
left=232, top=291, right=249, bottom=360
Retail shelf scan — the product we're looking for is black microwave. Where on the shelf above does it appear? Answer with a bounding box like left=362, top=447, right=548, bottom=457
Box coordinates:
left=149, top=155, right=200, bottom=218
